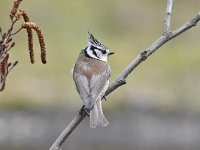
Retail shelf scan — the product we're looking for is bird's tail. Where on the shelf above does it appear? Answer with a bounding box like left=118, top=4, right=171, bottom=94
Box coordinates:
left=90, top=99, right=109, bottom=128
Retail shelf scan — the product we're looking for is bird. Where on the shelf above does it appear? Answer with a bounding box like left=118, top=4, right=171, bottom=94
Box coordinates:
left=73, top=32, right=114, bottom=128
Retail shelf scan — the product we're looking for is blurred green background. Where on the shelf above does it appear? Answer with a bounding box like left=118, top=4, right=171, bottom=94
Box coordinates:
left=1, top=0, right=200, bottom=110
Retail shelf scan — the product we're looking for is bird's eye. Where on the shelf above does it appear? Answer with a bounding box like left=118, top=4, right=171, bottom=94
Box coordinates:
left=102, top=50, right=106, bottom=54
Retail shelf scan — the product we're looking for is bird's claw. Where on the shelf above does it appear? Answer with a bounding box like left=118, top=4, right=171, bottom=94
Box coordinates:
left=81, top=105, right=90, bottom=116
left=102, top=95, right=107, bottom=101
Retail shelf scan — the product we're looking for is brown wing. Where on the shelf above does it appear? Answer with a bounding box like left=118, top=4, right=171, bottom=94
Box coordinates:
left=73, top=62, right=110, bottom=109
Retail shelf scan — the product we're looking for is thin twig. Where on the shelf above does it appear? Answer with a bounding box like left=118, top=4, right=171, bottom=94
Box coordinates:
left=0, top=60, right=18, bottom=88
left=49, top=107, right=87, bottom=150
left=7, top=60, right=18, bottom=73
left=6, top=42, right=15, bottom=52
left=170, top=12, right=200, bottom=39
left=11, top=27, right=23, bottom=36
left=164, top=0, right=174, bottom=33
left=0, top=26, right=2, bottom=37
left=106, top=12, right=200, bottom=97
left=5, top=19, right=17, bottom=41
left=49, top=1, right=200, bottom=150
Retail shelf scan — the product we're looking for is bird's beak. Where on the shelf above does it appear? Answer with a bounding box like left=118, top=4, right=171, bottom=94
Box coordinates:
left=108, top=52, right=115, bottom=56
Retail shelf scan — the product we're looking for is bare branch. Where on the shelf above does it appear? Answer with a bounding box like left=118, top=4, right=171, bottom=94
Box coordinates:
left=8, top=60, right=18, bottom=73
left=0, top=26, right=2, bottom=37
left=11, top=27, right=23, bottom=36
left=164, top=0, right=174, bottom=33
left=106, top=12, right=200, bottom=96
left=50, top=1, right=200, bottom=150
left=170, top=12, right=200, bottom=39
left=50, top=107, right=87, bottom=150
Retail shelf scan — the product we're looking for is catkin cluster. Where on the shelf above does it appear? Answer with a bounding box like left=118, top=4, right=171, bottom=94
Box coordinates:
left=0, top=0, right=47, bottom=91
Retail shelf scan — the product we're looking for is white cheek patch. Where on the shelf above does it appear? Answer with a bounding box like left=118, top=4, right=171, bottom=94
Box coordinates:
left=100, top=56, right=107, bottom=62
left=86, top=47, right=98, bottom=59
left=94, top=49, right=107, bottom=62
left=86, top=45, right=108, bottom=62
left=94, top=49, right=101, bottom=58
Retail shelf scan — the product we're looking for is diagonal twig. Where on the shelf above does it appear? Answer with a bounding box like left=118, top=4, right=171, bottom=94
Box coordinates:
left=49, top=0, right=200, bottom=150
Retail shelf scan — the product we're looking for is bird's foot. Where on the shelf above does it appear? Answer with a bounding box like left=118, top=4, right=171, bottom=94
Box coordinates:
left=81, top=105, right=90, bottom=116
left=102, top=95, right=107, bottom=101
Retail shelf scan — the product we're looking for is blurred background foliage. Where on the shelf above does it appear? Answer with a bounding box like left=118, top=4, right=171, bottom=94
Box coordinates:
left=1, top=0, right=200, bottom=111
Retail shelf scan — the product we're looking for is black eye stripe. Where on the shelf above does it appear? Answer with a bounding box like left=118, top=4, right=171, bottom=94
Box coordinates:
left=101, top=50, right=106, bottom=54
left=90, top=45, right=106, bottom=54
left=90, top=45, right=95, bottom=51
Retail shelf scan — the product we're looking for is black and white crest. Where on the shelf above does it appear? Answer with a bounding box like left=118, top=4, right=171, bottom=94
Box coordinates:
left=85, top=32, right=113, bottom=62
left=87, top=32, right=108, bottom=50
